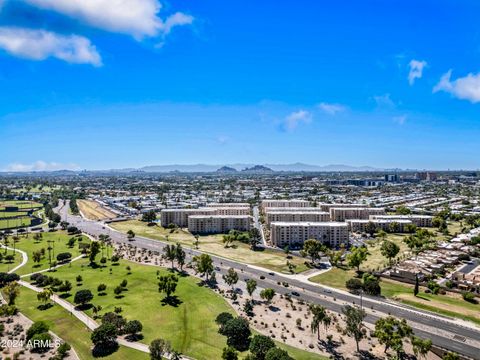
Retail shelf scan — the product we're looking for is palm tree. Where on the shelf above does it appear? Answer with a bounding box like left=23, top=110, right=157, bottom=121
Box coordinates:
left=310, top=305, right=327, bottom=340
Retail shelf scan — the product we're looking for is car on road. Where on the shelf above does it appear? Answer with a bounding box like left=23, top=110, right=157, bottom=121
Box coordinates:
left=268, top=272, right=275, bottom=276
left=260, top=275, right=265, bottom=280
left=291, top=291, right=300, bottom=297
left=324, top=289, right=332, bottom=294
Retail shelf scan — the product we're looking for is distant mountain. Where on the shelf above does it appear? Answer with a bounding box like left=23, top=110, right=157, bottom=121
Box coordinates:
left=137, top=163, right=383, bottom=173
left=241, top=165, right=274, bottom=173
left=216, top=166, right=238, bottom=173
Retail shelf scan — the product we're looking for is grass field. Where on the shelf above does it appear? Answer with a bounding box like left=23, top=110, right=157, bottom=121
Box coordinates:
left=0, top=211, right=29, bottom=218
left=0, top=249, right=23, bottom=273
left=78, top=199, right=117, bottom=220
left=0, top=217, right=32, bottom=230
left=11, top=231, right=91, bottom=275
left=0, top=200, right=42, bottom=210
left=309, top=268, right=480, bottom=325
left=34, top=257, right=234, bottom=359
left=110, top=220, right=309, bottom=274
left=12, top=286, right=149, bottom=360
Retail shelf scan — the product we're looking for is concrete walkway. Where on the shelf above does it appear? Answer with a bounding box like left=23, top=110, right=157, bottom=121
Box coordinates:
left=0, top=245, right=28, bottom=274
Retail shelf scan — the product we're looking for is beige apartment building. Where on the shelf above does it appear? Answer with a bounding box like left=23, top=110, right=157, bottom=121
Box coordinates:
left=266, top=211, right=330, bottom=226
left=205, top=203, right=250, bottom=208
left=261, top=199, right=311, bottom=212
left=160, top=208, right=217, bottom=227
left=161, top=207, right=250, bottom=227
left=347, top=219, right=413, bottom=233
left=270, top=221, right=348, bottom=248
left=188, top=215, right=251, bottom=234
left=318, top=203, right=366, bottom=212
left=369, top=214, right=433, bottom=227
left=329, top=207, right=385, bottom=221
left=214, top=207, right=250, bottom=216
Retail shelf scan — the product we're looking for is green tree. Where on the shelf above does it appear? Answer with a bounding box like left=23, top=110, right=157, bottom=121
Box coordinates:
left=89, top=241, right=101, bottom=264
left=127, top=229, right=135, bottom=241
left=74, top=289, right=94, bottom=307
left=91, top=323, right=117, bottom=348
left=310, top=304, right=328, bottom=340
left=222, top=346, right=238, bottom=360
left=411, top=336, right=432, bottom=359
left=223, top=268, right=239, bottom=291
left=374, top=316, right=413, bottom=357
left=265, top=347, right=293, bottom=360
left=260, top=288, right=276, bottom=305
left=175, top=243, right=186, bottom=271
left=347, top=246, right=368, bottom=272
left=142, top=210, right=157, bottom=223
left=163, top=244, right=177, bottom=269
left=3, top=281, right=20, bottom=305
left=158, top=273, right=178, bottom=299
left=249, top=335, right=275, bottom=360
left=192, top=254, right=214, bottom=282
left=380, top=240, right=400, bottom=267
left=222, top=317, right=251, bottom=351
left=124, top=320, right=143, bottom=340
left=301, top=239, right=325, bottom=264
left=246, top=279, right=257, bottom=298
left=342, top=305, right=366, bottom=353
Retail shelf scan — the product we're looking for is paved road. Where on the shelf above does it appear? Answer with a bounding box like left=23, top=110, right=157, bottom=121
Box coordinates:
left=58, top=203, right=480, bottom=359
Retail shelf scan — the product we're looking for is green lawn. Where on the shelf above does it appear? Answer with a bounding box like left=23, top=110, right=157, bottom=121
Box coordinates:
left=12, top=286, right=149, bottom=360
left=0, top=211, right=29, bottom=218
left=111, top=220, right=309, bottom=274
left=0, top=200, right=42, bottom=210
left=32, top=257, right=234, bottom=359
left=309, top=268, right=480, bottom=325
left=10, top=231, right=91, bottom=276
left=0, top=250, right=23, bottom=273
left=0, top=217, right=32, bottom=230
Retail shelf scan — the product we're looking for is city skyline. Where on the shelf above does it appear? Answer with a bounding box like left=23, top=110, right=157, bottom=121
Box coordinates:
left=2, top=1, right=480, bottom=170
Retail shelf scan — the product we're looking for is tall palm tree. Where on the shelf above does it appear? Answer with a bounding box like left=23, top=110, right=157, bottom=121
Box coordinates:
left=310, top=305, right=327, bottom=340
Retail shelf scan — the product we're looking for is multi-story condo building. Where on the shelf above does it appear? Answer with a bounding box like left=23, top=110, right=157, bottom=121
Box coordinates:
left=329, top=207, right=385, bottom=222
left=270, top=222, right=348, bottom=248
left=188, top=215, right=251, bottom=234
left=318, top=203, right=366, bottom=212
left=266, top=211, right=330, bottom=226
left=160, top=208, right=217, bottom=227
left=369, top=214, right=433, bottom=227
left=214, top=207, right=251, bottom=216
left=261, top=199, right=311, bottom=212
left=205, top=203, right=250, bottom=208
left=264, top=207, right=323, bottom=214
left=347, top=219, right=413, bottom=233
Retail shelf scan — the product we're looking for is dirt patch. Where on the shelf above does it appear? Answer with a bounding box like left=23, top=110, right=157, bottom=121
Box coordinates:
left=78, top=200, right=117, bottom=220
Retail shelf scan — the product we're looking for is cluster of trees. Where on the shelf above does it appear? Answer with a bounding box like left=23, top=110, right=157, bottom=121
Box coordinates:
left=221, top=229, right=262, bottom=250
left=69, top=197, right=79, bottom=215
left=142, top=210, right=157, bottom=223
left=346, top=272, right=381, bottom=296
left=162, top=243, right=186, bottom=271
left=404, top=229, right=435, bottom=258
left=216, top=313, right=293, bottom=360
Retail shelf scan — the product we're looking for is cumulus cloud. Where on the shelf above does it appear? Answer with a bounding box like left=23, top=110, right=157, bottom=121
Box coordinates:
left=0, top=27, right=101, bottom=65
left=433, top=70, right=480, bottom=103
left=393, top=115, right=407, bottom=125
left=283, top=110, right=312, bottom=131
left=5, top=161, right=80, bottom=172
left=22, top=0, right=193, bottom=40
left=408, top=59, right=427, bottom=85
left=318, top=102, right=346, bottom=115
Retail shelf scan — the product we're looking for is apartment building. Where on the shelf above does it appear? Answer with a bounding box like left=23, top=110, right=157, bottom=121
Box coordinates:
left=214, top=207, right=251, bottom=216
left=188, top=215, right=251, bottom=234
left=264, top=207, right=322, bottom=214
left=318, top=203, right=366, bottom=212
left=266, top=211, right=330, bottom=226
left=205, top=203, right=250, bottom=208
left=160, top=208, right=217, bottom=227
left=347, top=219, right=413, bottom=233
left=370, top=214, right=433, bottom=227
left=270, top=221, right=349, bottom=248
left=261, top=199, right=311, bottom=212
left=329, top=207, right=385, bottom=221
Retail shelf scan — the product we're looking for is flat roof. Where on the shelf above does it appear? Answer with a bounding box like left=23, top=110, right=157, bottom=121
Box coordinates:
left=270, top=221, right=347, bottom=227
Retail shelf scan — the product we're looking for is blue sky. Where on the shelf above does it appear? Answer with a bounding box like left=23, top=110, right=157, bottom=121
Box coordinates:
left=1, top=0, right=480, bottom=171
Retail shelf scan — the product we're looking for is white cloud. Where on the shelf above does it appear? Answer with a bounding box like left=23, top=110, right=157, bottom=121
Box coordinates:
left=393, top=115, right=407, bottom=125
left=433, top=70, right=480, bottom=103
left=373, top=93, right=395, bottom=107
left=283, top=110, right=312, bottom=131
left=0, top=27, right=101, bottom=65
left=22, top=0, right=193, bottom=40
left=408, top=59, right=427, bottom=85
left=318, top=102, right=346, bottom=115
left=5, top=161, right=80, bottom=172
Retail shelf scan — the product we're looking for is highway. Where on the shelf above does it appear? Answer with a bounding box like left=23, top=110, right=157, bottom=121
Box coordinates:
left=58, top=203, right=480, bottom=359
